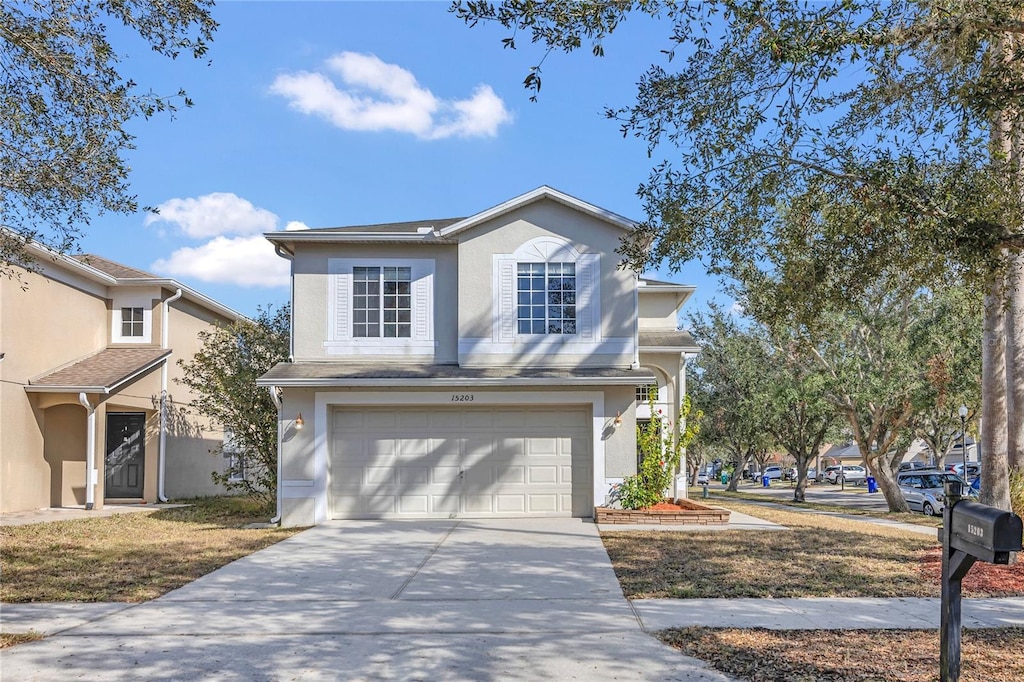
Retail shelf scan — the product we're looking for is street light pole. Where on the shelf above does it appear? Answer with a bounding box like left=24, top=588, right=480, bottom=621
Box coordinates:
left=958, top=405, right=968, bottom=476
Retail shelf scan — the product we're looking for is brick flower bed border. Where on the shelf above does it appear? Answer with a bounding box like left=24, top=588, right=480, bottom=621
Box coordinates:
left=595, top=499, right=731, bottom=525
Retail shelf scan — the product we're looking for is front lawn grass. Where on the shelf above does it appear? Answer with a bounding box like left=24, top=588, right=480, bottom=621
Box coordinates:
left=602, top=500, right=1020, bottom=599
left=660, top=627, right=1024, bottom=682
left=702, top=488, right=944, bottom=528
left=0, top=497, right=301, bottom=603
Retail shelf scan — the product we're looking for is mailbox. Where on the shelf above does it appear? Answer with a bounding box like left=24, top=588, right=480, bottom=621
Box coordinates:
left=948, top=500, right=1023, bottom=564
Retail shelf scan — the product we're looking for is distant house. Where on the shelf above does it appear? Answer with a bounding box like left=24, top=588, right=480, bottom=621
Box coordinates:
left=258, top=186, right=699, bottom=526
left=0, top=240, right=243, bottom=513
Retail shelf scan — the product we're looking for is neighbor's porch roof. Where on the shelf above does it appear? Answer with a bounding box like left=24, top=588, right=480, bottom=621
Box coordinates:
left=25, top=348, right=171, bottom=393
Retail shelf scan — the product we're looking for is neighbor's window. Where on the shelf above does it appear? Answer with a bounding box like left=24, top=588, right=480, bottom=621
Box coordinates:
left=121, top=307, right=144, bottom=337
left=223, top=430, right=245, bottom=482
left=517, top=262, right=576, bottom=334
left=353, top=266, right=412, bottom=338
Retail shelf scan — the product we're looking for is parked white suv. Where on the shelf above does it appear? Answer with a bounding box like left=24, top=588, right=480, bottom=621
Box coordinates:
left=826, top=465, right=867, bottom=485
left=762, top=465, right=783, bottom=480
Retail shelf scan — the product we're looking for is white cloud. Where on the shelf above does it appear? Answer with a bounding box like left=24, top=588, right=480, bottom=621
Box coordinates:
left=285, top=220, right=309, bottom=231
left=145, top=192, right=279, bottom=238
left=269, top=51, right=513, bottom=140
left=729, top=300, right=745, bottom=316
left=151, top=236, right=289, bottom=288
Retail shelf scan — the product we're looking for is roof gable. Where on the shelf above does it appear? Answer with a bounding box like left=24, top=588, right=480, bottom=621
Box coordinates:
left=438, top=186, right=636, bottom=239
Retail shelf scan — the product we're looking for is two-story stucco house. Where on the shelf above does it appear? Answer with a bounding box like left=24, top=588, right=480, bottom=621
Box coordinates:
left=0, top=239, right=243, bottom=513
left=258, top=187, right=698, bottom=527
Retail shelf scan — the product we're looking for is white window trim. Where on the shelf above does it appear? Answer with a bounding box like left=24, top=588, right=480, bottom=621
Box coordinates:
left=111, top=296, right=153, bottom=344
left=325, top=258, right=435, bottom=356
left=485, top=236, right=598, bottom=348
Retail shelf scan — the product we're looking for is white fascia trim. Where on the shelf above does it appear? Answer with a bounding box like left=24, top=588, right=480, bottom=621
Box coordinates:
left=258, top=375, right=651, bottom=388
left=265, top=232, right=437, bottom=244
left=439, top=186, right=636, bottom=237
left=113, top=279, right=245, bottom=322
left=309, top=390, right=608, bottom=524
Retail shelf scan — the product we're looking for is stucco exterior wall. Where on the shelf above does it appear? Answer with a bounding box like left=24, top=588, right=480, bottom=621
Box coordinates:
left=1, top=260, right=239, bottom=512
left=456, top=199, right=637, bottom=368
left=1, top=266, right=108, bottom=512
left=290, top=244, right=458, bottom=363
left=639, top=291, right=683, bottom=330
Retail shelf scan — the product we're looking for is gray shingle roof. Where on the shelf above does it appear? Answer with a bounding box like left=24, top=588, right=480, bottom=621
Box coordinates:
left=302, top=217, right=466, bottom=233
left=72, top=254, right=159, bottom=279
left=258, top=363, right=655, bottom=386
left=27, top=348, right=171, bottom=392
left=639, top=330, right=699, bottom=351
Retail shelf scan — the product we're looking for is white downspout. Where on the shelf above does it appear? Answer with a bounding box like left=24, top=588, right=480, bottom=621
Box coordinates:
left=269, top=385, right=283, bottom=524
left=632, top=275, right=640, bottom=369
left=158, top=288, right=183, bottom=502
left=79, top=393, right=97, bottom=510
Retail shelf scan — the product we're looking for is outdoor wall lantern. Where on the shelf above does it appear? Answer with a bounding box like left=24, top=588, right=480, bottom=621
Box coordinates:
left=295, top=413, right=304, bottom=430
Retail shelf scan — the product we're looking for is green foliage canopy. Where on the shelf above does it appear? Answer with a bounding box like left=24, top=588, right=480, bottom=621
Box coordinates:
left=176, top=305, right=289, bottom=504
left=1, top=0, right=217, bottom=270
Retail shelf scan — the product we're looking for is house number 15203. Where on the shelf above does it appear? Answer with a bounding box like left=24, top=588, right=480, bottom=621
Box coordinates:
left=451, top=394, right=474, bottom=402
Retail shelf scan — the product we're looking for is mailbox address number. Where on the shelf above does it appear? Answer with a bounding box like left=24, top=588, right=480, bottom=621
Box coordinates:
left=451, top=394, right=475, bottom=402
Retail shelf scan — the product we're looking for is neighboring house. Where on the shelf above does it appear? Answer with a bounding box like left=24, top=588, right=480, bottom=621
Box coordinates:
left=258, top=186, right=699, bottom=526
left=0, top=241, right=243, bottom=513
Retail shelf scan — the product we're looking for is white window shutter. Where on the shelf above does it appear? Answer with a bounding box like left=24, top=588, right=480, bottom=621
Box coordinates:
left=497, top=257, right=515, bottom=342
left=412, top=265, right=432, bottom=341
left=577, top=255, right=598, bottom=341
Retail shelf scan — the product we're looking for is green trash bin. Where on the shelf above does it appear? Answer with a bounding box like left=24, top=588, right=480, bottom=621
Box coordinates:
left=720, top=472, right=729, bottom=485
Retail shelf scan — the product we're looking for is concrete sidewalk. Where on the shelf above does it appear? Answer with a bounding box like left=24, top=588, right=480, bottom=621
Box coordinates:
left=633, top=596, right=1024, bottom=631
left=6, top=596, right=1022, bottom=638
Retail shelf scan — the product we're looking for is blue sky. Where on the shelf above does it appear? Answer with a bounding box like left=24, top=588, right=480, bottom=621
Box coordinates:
left=80, top=0, right=728, bottom=319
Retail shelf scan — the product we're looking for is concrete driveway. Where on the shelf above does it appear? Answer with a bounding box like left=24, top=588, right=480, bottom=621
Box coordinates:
left=0, top=518, right=731, bottom=681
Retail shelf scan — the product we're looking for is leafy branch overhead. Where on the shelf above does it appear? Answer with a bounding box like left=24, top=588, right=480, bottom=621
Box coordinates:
left=0, top=0, right=218, bottom=271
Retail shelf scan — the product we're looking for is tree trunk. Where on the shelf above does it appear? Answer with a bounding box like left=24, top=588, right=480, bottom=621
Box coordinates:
left=982, top=272, right=1013, bottom=510
left=870, top=449, right=910, bottom=513
left=1007, top=246, right=1024, bottom=472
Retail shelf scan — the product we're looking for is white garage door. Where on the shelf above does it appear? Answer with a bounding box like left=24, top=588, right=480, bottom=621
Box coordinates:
left=328, top=406, right=592, bottom=519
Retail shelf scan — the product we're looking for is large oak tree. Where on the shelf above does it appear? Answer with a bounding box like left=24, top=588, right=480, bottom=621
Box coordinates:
left=455, top=0, right=1024, bottom=509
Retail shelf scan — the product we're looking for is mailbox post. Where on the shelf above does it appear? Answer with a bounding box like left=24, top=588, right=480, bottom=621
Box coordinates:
left=939, top=481, right=1023, bottom=682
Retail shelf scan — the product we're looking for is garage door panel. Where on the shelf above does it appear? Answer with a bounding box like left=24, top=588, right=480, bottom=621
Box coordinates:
left=398, top=495, right=429, bottom=514
left=329, top=406, right=591, bottom=519
left=398, top=466, right=430, bottom=486
left=497, top=466, right=525, bottom=484
left=463, top=494, right=493, bottom=513
left=528, top=495, right=559, bottom=513
left=495, top=495, right=526, bottom=513
left=528, top=465, right=558, bottom=484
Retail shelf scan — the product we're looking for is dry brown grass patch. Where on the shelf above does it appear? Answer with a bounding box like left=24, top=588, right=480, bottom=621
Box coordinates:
left=659, top=627, right=1024, bottom=682
left=602, top=500, right=1024, bottom=599
left=0, top=497, right=302, bottom=602
left=0, top=632, right=44, bottom=649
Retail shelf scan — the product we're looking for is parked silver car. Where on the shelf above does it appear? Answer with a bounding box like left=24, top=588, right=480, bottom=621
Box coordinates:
left=897, top=469, right=974, bottom=516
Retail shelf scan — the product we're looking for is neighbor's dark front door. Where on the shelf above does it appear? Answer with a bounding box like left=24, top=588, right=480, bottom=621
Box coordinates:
left=105, top=413, right=145, bottom=498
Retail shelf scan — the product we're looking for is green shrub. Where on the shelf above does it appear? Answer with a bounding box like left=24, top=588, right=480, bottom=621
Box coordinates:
left=617, top=397, right=701, bottom=510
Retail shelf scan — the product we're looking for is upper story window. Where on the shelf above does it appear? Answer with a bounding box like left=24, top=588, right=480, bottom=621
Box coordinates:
left=326, top=258, right=435, bottom=356
left=111, top=294, right=153, bottom=344
left=121, top=307, right=144, bottom=337
left=492, top=237, right=601, bottom=346
left=517, top=262, right=576, bottom=334
left=353, top=266, right=412, bottom=338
